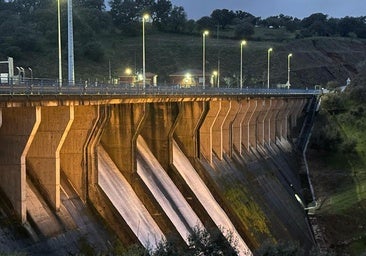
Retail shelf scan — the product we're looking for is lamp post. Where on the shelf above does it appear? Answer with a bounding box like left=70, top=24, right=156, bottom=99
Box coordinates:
left=67, top=0, right=75, bottom=85
left=267, top=48, right=273, bottom=89
left=28, top=67, right=33, bottom=80
left=212, top=70, right=218, bottom=87
left=57, top=0, right=62, bottom=86
left=287, top=53, right=293, bottom=88
left=142, top=14, right=149, bottom=89
left=202, top=30, right=209, bottom=89
left=20, top=67, right=25, bottom=80
left=240, top=40, right=247, bottom=89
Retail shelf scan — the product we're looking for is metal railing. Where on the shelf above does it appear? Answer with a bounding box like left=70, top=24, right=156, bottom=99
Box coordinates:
left=0, top=78, right=322, bottom=97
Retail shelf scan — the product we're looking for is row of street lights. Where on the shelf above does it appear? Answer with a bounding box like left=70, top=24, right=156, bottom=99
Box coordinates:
left=56, top=2, right=294, bottom=89
left=65, top=10, right=292, bottom=89
left=56, top=6, right=293, bottom=89
left=203, top=32, right=293, bottom=89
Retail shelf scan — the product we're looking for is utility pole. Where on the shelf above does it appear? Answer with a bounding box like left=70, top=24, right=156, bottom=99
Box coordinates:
left=217, top=24, right=220, bottom=88
left=68, top=0, right=75, bottom=85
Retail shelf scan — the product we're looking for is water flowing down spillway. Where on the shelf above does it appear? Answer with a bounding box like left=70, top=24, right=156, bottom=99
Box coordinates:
left=98, top=146, right=164, bottom=249
left=136, top=135, right=203, bottom=243
left=172, top=140, right=252, bottom=256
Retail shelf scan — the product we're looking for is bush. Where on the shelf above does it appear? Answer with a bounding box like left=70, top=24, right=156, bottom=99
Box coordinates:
left=339, top=137, right=357, bottom=154
left=256, top=240, right=304, bottom=256
left=310, top=110, right=343, bottom=151
left=234, top=22, right=254, bottom=39
left=322, top=94, right=346, bottom=113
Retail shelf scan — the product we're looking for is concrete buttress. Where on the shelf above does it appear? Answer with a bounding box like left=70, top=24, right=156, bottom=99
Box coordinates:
left=248, top=99, right=266, bottom=150
left=263, top=99, right=280, bottom=144
left=174, top=102, right=205, bottom=158
left=199, top=101, right=221, bottom=164
left=87, top=106, right=141, bottom=245
left=232, top=100, right=250, bottom=154
left=101, top=104, right=146, bottom=182
left=276, top=99, right=294, bottom=140
left=0, top=107, right=41, bottom=223
left=27, top=106, right=74, bottom=211
left=222, top=100, right=240, bottom=157
left=61, top=105, right=99, bottom=201
left=212, top=101, right=231, bottom=160
left=257, top=99, right=272, bottom=146
left=242, top=100, right=258, bottom=152
left=140, top=102, right=178, bottom=171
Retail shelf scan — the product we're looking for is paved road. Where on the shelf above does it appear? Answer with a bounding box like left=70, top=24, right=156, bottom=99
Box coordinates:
left=0, top=80, right=321, bottom=97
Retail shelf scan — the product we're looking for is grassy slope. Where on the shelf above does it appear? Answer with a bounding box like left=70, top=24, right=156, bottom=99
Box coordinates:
left=16, top=28, right=366, bottom=89
left=309, top=86, right=366, bottom=254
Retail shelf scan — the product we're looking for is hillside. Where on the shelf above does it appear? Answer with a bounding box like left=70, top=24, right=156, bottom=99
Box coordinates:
left=308, top=67, right=366, bottom=255
left=9, top=31, right=366, bottom=90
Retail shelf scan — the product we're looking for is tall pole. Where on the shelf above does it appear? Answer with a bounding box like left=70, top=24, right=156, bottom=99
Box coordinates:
left=287, top=53, right=293, bottom=88
left=202, top=30, right=209, bottom=89
left=267, top=48, right=273, bottom=89
left=67, top=0, right=75, bottom=85
left=57, top=0, right=62, bottom=86
left=240, top=40, right=246, bottom=89
left=217, top=24, right=220, bottom=88
left=142, top=14, right=149, bottom=89
left=217, top=58, right=220, bottom=88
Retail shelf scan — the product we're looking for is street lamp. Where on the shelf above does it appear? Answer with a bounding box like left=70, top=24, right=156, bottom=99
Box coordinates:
left=202, top=30, right=209, bottom=89
left=28, top=67, right=33, bottom=80
left=125, top=67, right=132, bottom=75
left=57, top=0, right=62, bottom=86
left=267, top=47, right=273, bottom=89
left=287, top=53, right=293, bottom=88
left=142, top=13, right=149, bottom=89
left=212, top=70, right=218, bottom=87
left=240, top=40, right=247, bottom=89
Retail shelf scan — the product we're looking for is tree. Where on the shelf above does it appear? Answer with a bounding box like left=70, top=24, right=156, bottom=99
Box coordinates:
left=187, top=226, right=238, bottom=256
left=135, top=0, right=155, bottom=15
left=196, top=16, right=215, bottom=31
left=301, top=13, right=328, bottom=28
left=141, top=226, right=239, bottom=255
left=166, top=6, right=187, bottom=32
left=235, top=10, right=257, bottom=25
left=309, top=20, right=330, bottom=36
left=210, top=9, right=235, bottom=29
left=152, top=0, right=172, bottom=31
left=75, top=0, right=105, bottom=10
left=109, top=0, right=139, bottom=26
left=338, top=16, right=366, bottom=38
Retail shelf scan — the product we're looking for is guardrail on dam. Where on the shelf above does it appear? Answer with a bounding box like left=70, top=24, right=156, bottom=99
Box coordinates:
left=0, top=87, right=321, bottom=254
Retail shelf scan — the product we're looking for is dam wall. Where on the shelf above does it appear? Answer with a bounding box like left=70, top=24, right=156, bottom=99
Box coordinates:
left=0, top=94, right=316, bottom=254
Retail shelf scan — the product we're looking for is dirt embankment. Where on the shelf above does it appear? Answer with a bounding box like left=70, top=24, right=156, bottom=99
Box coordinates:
left=272, top=38, right=366, bottom=88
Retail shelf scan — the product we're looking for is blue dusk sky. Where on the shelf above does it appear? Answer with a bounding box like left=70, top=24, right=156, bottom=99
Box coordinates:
left=170, top=0, right=365, bottom=20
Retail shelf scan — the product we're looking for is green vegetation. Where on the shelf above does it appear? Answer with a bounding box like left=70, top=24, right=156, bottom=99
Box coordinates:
left=309, top=79, right=366, bottom=255
left=224, top=184, right=271, bottom=238
left=107, top=225, right=238, bottom=256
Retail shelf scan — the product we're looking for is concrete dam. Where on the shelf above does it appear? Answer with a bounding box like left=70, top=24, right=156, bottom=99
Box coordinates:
left=0, top=89, right=319, bottom=255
